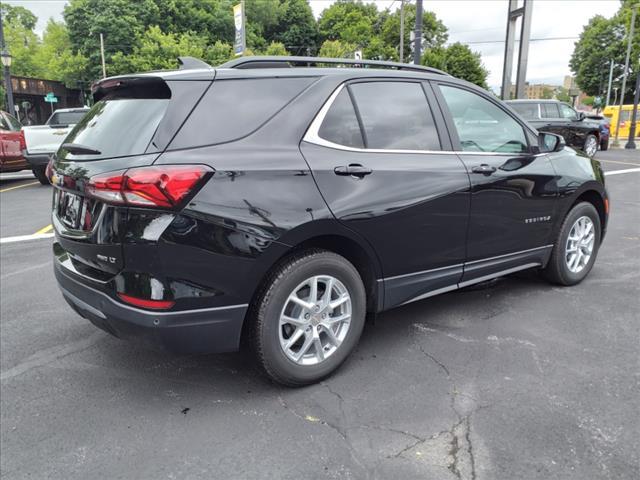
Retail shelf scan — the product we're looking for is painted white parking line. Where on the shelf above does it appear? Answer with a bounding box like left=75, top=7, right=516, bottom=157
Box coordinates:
left=605, top=167, right=640, bottom=176
left=0, top=233, right=55, bottom=244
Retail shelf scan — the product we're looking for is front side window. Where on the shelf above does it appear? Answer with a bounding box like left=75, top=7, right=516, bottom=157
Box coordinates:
left=349, top=82, right=440, bottom=150
left=439, top=85, right=528, bottom=154
left=559, top=103, right=577, bottom=120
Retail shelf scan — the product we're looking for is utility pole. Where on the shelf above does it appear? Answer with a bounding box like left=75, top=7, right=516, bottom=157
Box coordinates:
left=0, top=9, right=15, bottom=116
left=99, top=33, right=106, bottom=79
left=605, top=59, right=614, bottom=106
left=625, top=71, right=639, bottom=149
left=501, top=0, right=532, bottom=100
left=399, top=0, right=405, bottom=63
left=614, top=4, right=638, bottom=145
left=413, top=0, right=423, bottom=65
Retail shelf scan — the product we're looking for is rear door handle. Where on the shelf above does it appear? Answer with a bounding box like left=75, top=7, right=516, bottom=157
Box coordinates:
left=471, top=164, right=497, bottom=175
left=334, top=164, right=373, bottom=177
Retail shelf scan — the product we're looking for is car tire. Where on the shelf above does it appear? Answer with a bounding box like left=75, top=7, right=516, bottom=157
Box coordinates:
left=248, top=249, right=366, bottom=387
left=583, top=134, right=598, bottom=157
left=543, top=202, right=601, bottom=286
left=33, top=166, right=49, bottom=185
left=600, top=138, right=609, bottom=151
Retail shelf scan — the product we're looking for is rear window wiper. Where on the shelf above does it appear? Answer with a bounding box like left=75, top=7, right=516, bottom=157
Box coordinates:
left=61, top=143, right=102, bottom=155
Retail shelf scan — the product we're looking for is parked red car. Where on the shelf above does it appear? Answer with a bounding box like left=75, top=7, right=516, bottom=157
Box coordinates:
left=0, top=110, right=28, bottom=173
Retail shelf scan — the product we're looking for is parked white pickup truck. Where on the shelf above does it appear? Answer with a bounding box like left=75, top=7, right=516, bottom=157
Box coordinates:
left=22, top=107, right=89, bottom=184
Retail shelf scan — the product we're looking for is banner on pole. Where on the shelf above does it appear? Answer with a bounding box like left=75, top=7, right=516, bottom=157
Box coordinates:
left=233, top=3, right=245, bottom=56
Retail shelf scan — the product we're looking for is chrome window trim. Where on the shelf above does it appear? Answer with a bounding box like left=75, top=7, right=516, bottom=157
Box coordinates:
left=303, top=82, right=544, bottom=157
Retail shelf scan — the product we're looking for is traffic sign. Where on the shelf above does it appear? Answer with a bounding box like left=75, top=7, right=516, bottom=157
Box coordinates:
left=44, top=92, right=58, bottom=103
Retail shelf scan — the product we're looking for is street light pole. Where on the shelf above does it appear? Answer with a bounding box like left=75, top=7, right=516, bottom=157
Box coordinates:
left=413, top=0, right=423, bottom=65
left=613, top=4, right=638, bottom=145
left=399, top=0, right=405, bottom=63
left=625, top=71, right=639, bottom=149
left=0, top=9, right=15, bottom=116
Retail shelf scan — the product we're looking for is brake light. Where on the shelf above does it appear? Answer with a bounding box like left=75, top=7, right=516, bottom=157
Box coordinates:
left=117, top=293, right=175, bottom=310
left=18, top=129, right=26, bottom=151
left=86, top=165, right=211, bottom=208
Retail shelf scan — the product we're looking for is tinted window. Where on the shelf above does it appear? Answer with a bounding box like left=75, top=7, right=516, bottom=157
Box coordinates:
left=559, top=103, right=577, bottom=120
left=439, top=85, right=528, bottom=153
left=171, top=77, right=315, bottom=149
left=318, top=89, right=364, bottom=148
left=509, top=103, right=539, bottom=120
left=349, top=82, right=440, bottom=150
left=541, top=103, right=560, bottom=118
left=48, top=111, right=87, bottom=126
left=63, top=99, right=169, bottom=159
left=0, top=114, right=8, bottom=131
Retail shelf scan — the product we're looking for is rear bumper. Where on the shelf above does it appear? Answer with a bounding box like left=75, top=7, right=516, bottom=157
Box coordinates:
left=22, top=150, right=51, bottom=168
left=54, top=257, right=248, bottom=354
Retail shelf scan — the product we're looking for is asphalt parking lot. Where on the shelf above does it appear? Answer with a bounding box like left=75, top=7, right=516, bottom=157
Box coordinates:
left=1, top=149, right=639, bottom=479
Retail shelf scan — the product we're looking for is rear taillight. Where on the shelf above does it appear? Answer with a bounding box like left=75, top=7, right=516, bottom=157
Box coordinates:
left=45, top=158, right=54, bottom=180
left=86, top=165, right=212, bottom=208
left=18, top=130, right=26, bottom=151
left=117, top=293, right=175, bottom=310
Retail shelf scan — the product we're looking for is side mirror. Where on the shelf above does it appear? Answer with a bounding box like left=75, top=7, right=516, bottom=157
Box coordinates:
left=539, top=132, right=566, bottom=153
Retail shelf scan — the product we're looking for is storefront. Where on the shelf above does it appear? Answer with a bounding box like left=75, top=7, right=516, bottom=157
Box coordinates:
left=9, top=75, right=87, bottom=125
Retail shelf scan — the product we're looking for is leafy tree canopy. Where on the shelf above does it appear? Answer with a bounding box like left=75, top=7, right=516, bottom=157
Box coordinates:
left=422, top=42, right=488, bottom=88
left=1, top=4, right=37, bottom=30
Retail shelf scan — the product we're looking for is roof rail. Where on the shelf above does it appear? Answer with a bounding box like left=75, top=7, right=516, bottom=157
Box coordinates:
left=178, top=56, right=212, bottom=70
left=218, top=56, right=448, bottom=76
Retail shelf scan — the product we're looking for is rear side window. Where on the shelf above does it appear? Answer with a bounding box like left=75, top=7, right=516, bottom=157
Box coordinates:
left=171, top=77, right=315, bottom=149
left=48, top=111, right=87, bottom=126
left=349, top=82, right=440, bottom=150
left=63, top=99, right=169, bottom=159
left=3, top=112, right=21, bottom=131
left=541, top=103, right=560, bottom=118
left=510, top=103, right=539, bottom=120
left=318, top=89, right=364, bottom=148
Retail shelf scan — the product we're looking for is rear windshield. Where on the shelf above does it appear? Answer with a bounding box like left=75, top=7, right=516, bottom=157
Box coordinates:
left=48, top=111, right=87, bottom=126
left=509, top=103, right=539, bottom=120
left=62, top=99, right=168, bottom=159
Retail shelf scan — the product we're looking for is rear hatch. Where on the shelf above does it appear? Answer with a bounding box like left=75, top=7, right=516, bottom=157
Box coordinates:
left=51, top=74, right=213, bottom=281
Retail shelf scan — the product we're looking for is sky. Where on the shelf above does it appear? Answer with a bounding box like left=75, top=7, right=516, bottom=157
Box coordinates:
left=4, top=0, right=622, bottom=90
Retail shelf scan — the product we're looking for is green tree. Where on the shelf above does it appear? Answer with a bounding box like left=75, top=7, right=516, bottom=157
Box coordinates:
left=262, top=41, right=290, bottom=56
left=422, top=43, right=488, bottom=88
left=0, top=4, right=37, bottom=30
left=2, top=15, right=41, bottom=77
left=570, top=1, right=639, bottom=103
left=380, top=4, right=448, bottom=61
left=273, top=0, right=318, bottom=55
left=109, top=26, right=210, bottom=74
left=318, top=39, right=357, bottom=58
left=34, top=20, right=88, bottom=87
left=541, top=87, right=554, bottom=99
left=64, top=0, right=163, bottom=79
left=556, top=87, right=571, bottom=103
left=318, top=0, right=379, bottom=46
left=207, top=41, right=235, bottom=66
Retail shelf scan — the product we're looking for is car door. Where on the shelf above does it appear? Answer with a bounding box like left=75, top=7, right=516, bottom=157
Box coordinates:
left=301, top=79, right=470, bottom=308
left=557, top=102, right=582, bottom=147
left=434, top=82, right=558, bottom=285
left=0, top=112, right=26, bottom=170
left=538, top=102, right=564, bottom=136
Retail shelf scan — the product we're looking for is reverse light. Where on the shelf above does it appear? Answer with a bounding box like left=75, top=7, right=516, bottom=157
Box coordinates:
left=117, top=293, right=175, bottom=310
left=86, top=165, right=212, bottom=208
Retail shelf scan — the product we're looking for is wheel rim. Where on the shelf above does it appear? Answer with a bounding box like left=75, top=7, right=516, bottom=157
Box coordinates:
left=565, top=216, right=595, bottom=274
left=278, top=275, right=352, bottom=366
left=585, top=136, right=597, bottom=157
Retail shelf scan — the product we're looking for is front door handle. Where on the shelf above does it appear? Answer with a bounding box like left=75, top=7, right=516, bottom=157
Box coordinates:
left=471, top=164, right=497, bottom=175
left=334, top=164, right=373, bottom=177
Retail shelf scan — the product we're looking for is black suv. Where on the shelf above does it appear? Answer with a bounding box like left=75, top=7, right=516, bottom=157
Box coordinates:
left=50, top=56, right=608, bottom=386
left=506, top=99, right=602, bottom=157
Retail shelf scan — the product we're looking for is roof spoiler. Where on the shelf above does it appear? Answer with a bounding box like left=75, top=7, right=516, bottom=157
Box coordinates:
left=178, top=57, right=212, bottom=70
